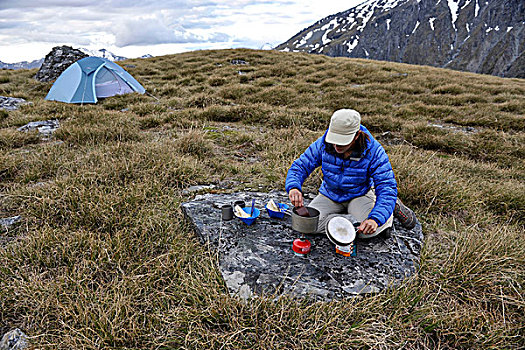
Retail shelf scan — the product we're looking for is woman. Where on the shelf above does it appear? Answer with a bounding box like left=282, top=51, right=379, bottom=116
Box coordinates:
left=285, top=109, right=415, bottom=238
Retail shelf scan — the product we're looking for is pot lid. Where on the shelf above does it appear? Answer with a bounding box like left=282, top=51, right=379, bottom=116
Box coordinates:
left=327, top=217, right=355, bottom=246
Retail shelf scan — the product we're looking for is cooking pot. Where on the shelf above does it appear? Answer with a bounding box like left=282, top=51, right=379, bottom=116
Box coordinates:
left=291, top=207, right=320, bottom=234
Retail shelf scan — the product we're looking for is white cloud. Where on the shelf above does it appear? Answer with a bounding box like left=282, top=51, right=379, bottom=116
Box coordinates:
left=0, top=0, right=360, bottom=63
left=114, top=17, right=204, bottom=47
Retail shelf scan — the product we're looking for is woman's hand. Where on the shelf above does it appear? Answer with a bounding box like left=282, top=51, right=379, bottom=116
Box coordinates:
left=358, top=219, right=378, bottom=235
left=289, top=188, right=304, bottom=207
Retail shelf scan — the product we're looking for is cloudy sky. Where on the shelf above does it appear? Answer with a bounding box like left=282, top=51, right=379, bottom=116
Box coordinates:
left=0, top=0, right=363, bottom=63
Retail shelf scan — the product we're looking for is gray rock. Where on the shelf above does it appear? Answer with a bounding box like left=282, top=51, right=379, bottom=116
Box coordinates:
left=0, top=216, right=21, bottom=233
left=0, top=97, right=29, bottom=111
left=17, top=120, right=59, bottom=138
left=0, top=329, right=28, bottom=350
left=35, top=45, right=88, bottom=82
left=376, top=131, right=405, bottom=146
left=428, top=122, right=478, bottom=134
left=182, top=191, right=424, bottom=301
left=230, top=59, right=248, bottom=65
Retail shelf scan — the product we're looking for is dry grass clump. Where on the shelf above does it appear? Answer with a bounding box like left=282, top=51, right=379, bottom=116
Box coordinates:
left=0, top=49, right=524, bottom=349
left=0, top=128, right=41, bottom=149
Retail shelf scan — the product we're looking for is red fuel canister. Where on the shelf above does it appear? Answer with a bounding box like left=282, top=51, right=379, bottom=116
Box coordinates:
left=292, top=238, right=311, bottom=256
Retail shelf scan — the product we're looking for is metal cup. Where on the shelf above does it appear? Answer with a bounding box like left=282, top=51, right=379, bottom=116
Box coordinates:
left=221, top=204, right=233, bottom=221
left=233, top=200, right=245, bottom=208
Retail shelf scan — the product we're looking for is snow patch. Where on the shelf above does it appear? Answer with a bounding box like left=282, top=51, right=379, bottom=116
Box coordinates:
left=363, top=48, right=369, bottom=57
left=320, top=18, right=339, bottom=45
left=355, top=4, right=375, bottom=32
left=466, top=23, right=470, bottom=32
left=382, top=0, right=405, bottom=11
left=485, top=26, right=500, bottom=33
left=507, top=26, right=513, bottom=32
left=447, top=0, right=460, bottom=30
left=321, top=18, right=338, bottom=31
left=412, top=21, right=420, bottom=34
left=347, top=35, right=360, bottom=53
left=322, top=36, right=332, bottom=45
left=386, top=18, right=391, bottom=30
left=429, top=17, right=436, bottom=31
left=461, top=0, right=471, bottom=10
left=298, top=31, right=313, bottom=47
left=475, top=0, right=480, bottom=17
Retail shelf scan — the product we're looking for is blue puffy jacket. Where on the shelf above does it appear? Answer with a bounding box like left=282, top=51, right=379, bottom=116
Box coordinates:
left=285, top=125, right=397, bottom=226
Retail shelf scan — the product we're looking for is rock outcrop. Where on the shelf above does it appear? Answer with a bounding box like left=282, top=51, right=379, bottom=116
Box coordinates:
left=0, top=329, right=28, bottom=350
left=0, top=97, right=29, bottom=111
left=35, top=45, right=88, bottom=82
left=276, top=0, right=525, bottom=78
left=17, top=120, right=60, bottom=138
left=182, top=191, right=424, bottom=301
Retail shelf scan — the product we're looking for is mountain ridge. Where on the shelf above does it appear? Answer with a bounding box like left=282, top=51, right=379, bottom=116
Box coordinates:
left=276, top=0, right=525, bottom=78
left=0, top=58, right=44, bottom=70
left=0, top=48, right=152, bottom=70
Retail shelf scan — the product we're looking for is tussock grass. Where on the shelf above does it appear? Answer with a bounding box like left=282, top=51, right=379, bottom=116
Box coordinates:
left=0, top=49, right=524, bottom=349
left=0, top=129, right=41, bottom=149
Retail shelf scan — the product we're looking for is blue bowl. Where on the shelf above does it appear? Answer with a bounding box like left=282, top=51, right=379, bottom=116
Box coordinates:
left=265, top=203, right=289, bottom=219
left=236, top=207, right=260, bottom=226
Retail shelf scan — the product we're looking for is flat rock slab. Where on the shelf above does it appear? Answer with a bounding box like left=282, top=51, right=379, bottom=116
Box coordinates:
left=0, top=96, right=29, bottom=111
left=17, top=119, right=59, bottom=138
left=182, top=191, right=424, bottom=301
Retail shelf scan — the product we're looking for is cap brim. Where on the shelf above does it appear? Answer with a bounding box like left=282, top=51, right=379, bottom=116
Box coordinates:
left=325, top=131, right=356, bottom=146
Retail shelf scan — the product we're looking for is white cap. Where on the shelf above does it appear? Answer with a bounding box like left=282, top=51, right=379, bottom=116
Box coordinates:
left=325, top=109, right=361, bottom=145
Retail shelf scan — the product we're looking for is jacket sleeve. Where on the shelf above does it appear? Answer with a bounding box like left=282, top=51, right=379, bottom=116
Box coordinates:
left=285, top=136, right=324, bottom=193
left=367, top=144, right=398, bottom=226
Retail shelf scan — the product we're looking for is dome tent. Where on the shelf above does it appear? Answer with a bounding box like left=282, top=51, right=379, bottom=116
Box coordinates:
left=45, top=57, right=145, bottom=104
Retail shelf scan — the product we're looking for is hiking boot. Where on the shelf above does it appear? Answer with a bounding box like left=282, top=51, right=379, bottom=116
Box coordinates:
left=394, top=199, right=417, bottom=229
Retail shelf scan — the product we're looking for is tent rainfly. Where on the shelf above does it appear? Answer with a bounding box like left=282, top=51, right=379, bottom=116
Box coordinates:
left=45, top=57, right=145, bottom=104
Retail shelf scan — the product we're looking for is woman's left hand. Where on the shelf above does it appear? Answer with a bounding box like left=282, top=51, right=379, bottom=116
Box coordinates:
left=358, top=219, right=378, bottom=235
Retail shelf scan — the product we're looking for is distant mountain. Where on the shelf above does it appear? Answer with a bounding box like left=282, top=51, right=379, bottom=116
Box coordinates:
left=79, top=48, right=127, bottom=62
left=1, top=48, right=154, bottom=71
left=276, top=0, right=525, bottom=78
left=0, top=58, right=44, bottom=70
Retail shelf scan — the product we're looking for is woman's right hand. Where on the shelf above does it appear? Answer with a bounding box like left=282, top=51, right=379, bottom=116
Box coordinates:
left=289, top=188, right=304, bottom=207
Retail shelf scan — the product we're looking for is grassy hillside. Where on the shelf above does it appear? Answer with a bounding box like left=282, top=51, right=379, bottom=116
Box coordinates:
left=0, top=49, right=524, bottom=349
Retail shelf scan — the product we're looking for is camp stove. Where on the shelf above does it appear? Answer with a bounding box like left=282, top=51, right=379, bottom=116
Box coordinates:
left=292, top=235, right=311, bottom=256
left=291, top=207, right=320, bottom=257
